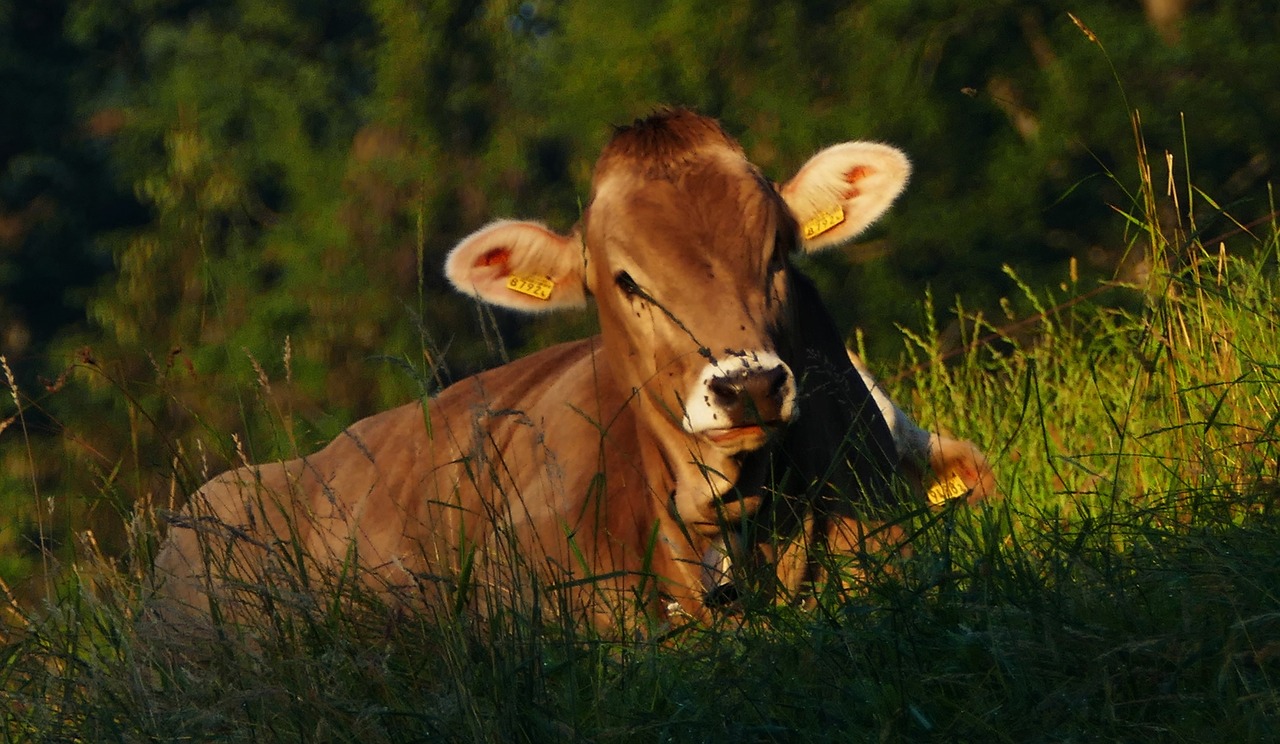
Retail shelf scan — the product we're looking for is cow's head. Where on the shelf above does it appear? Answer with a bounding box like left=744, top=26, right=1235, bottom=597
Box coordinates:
left=446, top=110, right=909, bottom=528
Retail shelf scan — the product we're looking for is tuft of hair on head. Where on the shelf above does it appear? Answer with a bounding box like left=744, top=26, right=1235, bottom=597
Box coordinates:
left=596, top=108, right=743, bottom=180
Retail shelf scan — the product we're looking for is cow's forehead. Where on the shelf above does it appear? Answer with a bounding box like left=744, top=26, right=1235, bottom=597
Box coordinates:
left=589, top=163, right=777, bottom=265
left=586, top=111, right=782, bottom=267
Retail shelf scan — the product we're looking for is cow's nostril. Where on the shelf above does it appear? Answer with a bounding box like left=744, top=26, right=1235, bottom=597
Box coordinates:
left=705, top=364, right=792, bottom=427
left=708, top=375, right=741, bottom=405
left=763, top=365, right=789, bottom=400
left=736, top=365, right=788, bottom=406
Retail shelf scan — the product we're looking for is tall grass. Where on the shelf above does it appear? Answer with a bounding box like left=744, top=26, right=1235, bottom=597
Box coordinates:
left=4, top=150, right=1280, bottom=741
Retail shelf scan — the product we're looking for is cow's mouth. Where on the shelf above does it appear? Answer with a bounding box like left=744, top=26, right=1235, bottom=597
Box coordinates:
left=703, top=424, right=777, bottom=449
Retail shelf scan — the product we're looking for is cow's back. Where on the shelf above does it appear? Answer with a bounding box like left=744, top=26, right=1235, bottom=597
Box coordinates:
left=151, top=337, right=660, bottom=630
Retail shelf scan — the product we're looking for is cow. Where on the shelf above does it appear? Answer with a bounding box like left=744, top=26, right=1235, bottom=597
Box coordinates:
left=848, top=353, right=997, bottom=505
left=151, top=109, right=914, bottom=632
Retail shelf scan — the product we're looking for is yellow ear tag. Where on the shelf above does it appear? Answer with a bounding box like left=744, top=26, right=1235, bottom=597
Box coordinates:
left=801, top=204, right=846, bottom=240
left=926, top=472, right=969, bottom=505
left=505, top=274, right=556, bottom=300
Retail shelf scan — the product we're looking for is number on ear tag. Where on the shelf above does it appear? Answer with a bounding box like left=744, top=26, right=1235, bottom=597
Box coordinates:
left=506, top=274, right=556, bottom=300
left=926, top=473, right=970, bottom=505
left=801, top=205, right=846, bottom=240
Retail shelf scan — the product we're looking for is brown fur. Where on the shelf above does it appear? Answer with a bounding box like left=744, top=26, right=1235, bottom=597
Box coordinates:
left=595, top=108, right=743, bottom=180
left=153, top=339, right=683, bottom=629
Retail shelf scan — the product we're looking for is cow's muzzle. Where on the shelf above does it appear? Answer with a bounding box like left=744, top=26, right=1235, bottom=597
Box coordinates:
left=683, top=352, right=796, bottom=448
left=708, top=364, right=790, bottom=424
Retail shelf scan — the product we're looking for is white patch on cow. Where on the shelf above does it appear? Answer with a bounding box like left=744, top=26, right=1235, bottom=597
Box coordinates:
left=681, top=351, right=796, bottom=435
left=847, top=353, right=932, bottom=464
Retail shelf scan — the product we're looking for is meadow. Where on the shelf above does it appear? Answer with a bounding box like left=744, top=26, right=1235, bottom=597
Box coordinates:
left=2, top=131, right=1278, bottom=743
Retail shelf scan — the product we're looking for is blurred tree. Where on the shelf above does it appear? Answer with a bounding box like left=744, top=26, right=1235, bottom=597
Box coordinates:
left=46, top=0, right=386, bottom=534
left=0, top=0, right=142, bottom=386
left=4, top=0, right=527, bottom=579
left=0, top=0, right=145, bottom=593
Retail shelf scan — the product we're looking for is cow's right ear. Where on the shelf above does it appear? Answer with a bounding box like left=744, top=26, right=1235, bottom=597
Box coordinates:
left=445, top=220, right=588, bottom=312
left=780, top=142, right=911, bottom=253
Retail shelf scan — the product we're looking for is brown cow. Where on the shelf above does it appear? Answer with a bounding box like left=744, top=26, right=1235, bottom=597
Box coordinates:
left=151, top=110, right=912, bottom=631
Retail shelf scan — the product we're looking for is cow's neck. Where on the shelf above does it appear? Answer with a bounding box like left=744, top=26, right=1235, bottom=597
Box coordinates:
left=613, top=381, right=738, bottom=616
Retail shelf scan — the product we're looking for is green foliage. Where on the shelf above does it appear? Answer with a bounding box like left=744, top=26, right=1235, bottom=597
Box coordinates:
left=1, top=1, right=535, bottom=580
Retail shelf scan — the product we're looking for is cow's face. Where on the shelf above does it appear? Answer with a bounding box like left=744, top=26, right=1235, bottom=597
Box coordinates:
left=445, top=110, right=909, bottom=516
left=582, top=139, right=798, bottom=455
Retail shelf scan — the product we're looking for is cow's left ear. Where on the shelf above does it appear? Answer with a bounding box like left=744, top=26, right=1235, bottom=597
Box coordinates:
left=445, top=220, right=588, bottom=312
left=780, top=142, right=911, bottom=253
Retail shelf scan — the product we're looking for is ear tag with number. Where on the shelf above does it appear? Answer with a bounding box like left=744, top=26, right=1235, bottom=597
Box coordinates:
left=801, top=204, right=846, bottom=240
left=926, top=472, right=970, bottom=505
left=506, top=274, right=556, bottom=300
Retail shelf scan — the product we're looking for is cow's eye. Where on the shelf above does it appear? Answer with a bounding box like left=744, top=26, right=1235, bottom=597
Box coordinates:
left=616, top=271, right=641, bottom=297
left=767, top=250, right=787, bottom=274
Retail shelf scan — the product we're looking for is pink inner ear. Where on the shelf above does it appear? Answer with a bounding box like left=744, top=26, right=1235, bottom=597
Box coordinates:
left=478, top=247, right=510, bottom=268
left=840, top=165, right=870, bottom=200
left=844, top=165, right=871, bottom=183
